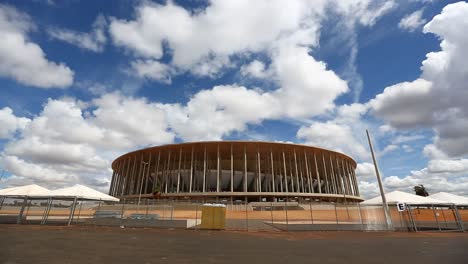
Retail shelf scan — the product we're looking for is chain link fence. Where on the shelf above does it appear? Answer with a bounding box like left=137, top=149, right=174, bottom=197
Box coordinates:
left=1, top=197, right=466, bottom=232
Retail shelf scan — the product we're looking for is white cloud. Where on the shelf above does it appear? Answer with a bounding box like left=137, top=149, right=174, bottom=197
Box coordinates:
left=296, top=103, right=371, bottom=160
left=297, top=121, right=369, bottom=160
left=370, top=79, right=433, bottom=127
left=370, top=2, right=468, bottom=157
left=0, top=4, right=74, bottom=88
left=240, top=60, right=270, bottom=79
left=381, top=144, right=398, bottom=155
left=356, top=162, right=375, bottom=180
left=109, top=0, right=325, bottom=75
left=109, top=0, right=394, bottom=80
left=398, top=9, right=427, bottom=32
left=271, top=45, right=349, bottom=118
left=48, top=14, right=107, bottom=52
left=161, top=85, right=280, bottom=141
left=1, top=92, right=174, bottom=190
left=383, top=158, right=468, bottom=196
left=130, top=59, right=172, bottom=83
left=0, top=107, right=30, bottom=139
left=358, top=180, right=380, bottom=199
left=427, top=159, right=468, bottom=173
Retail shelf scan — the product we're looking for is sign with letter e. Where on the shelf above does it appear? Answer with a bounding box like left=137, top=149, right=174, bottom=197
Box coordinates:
left=396, top=202, right=406, bottom=212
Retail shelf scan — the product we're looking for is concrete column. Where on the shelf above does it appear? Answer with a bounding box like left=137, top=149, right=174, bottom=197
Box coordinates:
left=314, top=153, right=321, bottom=194
left=177, top=149, right=182, bottom=193
left=230, top=144, right=234, bottom=192
left=257, top=148, right=262, bottom=193
left=282, top=151, right=288, bottom=193
left=203, top=147, right=206, bottom=192
left=190, top=147, right=194, bottom=193
left=321, top=154, right=330, bottom=193
left=217, top=144, right=220, bottom=192
left=294, top=149, right=300, bottom=193
left=153, top=151, right=161, bottom=192
left=244, top=146, right=247, bottom=192
left=270, top=150, right=275, bottom=192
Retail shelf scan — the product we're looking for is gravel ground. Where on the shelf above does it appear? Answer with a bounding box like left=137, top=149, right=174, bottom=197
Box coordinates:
left=0, top=225, right=467, bottom=264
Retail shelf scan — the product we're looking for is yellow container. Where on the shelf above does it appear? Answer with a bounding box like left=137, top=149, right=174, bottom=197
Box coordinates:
left=201, top=204, right=226, bottom=230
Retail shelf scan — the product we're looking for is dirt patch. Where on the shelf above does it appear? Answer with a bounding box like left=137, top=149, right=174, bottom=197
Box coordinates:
left=0, top=225, right=467, bottom=264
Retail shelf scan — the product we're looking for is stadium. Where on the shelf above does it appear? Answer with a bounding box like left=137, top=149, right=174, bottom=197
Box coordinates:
left=109, top=141, right=362, bottom=202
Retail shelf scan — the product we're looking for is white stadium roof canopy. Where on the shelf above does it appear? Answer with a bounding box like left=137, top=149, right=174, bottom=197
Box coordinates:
left=49, top=184, right=119, bottom=202
left=0, top=184, right=118, bottom=202
left=361, top=191, right=445, bottom=205
left=0, top=184, right=50, bottom=197
left=429, top=192, right=468, bottom=205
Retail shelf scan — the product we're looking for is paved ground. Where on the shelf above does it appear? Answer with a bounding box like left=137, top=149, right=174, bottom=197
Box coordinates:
left=0, top=225, right=467, bottom=264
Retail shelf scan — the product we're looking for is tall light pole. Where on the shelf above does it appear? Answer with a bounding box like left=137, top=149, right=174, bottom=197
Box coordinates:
left=366, top=129, right=393, bottom=230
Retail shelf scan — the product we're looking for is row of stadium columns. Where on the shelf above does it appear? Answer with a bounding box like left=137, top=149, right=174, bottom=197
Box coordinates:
left=109, top=145, right=360, bottom=198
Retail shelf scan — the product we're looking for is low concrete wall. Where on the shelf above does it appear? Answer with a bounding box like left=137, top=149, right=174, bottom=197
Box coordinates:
left=87, top=218, right=200, bottom=229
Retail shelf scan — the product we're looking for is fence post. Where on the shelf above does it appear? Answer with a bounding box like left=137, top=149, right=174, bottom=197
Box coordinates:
left=270, top=201, right=274, bottom=226
left=67, top=197, right=78, bottom=226
left=284, top=197, right=288, bottom=231
left=97, top=199, right=102, bottom=212
left=245, top=198, right=248, bottom=231
left=41, top=197, right=52, bottom=225
left=357, top=203, right=363, bottom=230
left=17, top=196, right=28, bottom=224
left=334, top=202, right=338, bottom=225
left=431, top=204, right=441, bottom=231
left=120, top=199, right=126, bottom=226
left=309, top=200, right=314, bottom=225
left=0, top=196, right=5, bottom=210
left=195, top=202, right=199, bottom=231
left=407, top=205, right=418, bottom=232
left=453, top=205, right=464, bottom=232
left=145, top=199, right=149, bottom=216
left=170, top=199, right=174, bottom=221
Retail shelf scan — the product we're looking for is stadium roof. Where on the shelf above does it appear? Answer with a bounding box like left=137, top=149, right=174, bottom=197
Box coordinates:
left=49, top=184, right=119, bottom=202
left=0, top=184, right=50, bottom=197
left=430, top=192, right=468, bottom=205
left=361, top=191, right=445, bottom=205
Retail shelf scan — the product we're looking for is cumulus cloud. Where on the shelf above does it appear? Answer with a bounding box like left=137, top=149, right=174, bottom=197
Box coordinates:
left=398, top=9, right=427, bottom=32
left=0, top=107, right=30, bottom=139
left=370, top=2, right=468, bottom=157
left=383, top=158, right=468, bottom=196
left=296, top=103, right=370, bottom=160
left=1, top=93, right=174, bottom=190
left=130, top=59, right=172, bottom=83
left=356, top=162, right=375, bottom=180
left=0, top=0, right=400, bottom=191
left=48, top=14, right=107, bottom=52
left=161, top=85, right=280, bottom=141
left=240, top=60, right=270, bottom=79
left=0, top=4, right=74, bottom=88
left=108, top=0, right=394, bottom=80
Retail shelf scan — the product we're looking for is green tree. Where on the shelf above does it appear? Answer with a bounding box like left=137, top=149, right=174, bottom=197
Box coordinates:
left=413, top=184, right=429, bottom=197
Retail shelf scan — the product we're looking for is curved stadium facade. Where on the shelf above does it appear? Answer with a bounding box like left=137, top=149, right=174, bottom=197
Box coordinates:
left=109, top=141, right=362, bottom=202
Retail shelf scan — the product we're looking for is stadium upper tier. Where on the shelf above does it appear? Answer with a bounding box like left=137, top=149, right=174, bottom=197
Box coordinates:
left=109, top=141, right=362, bottom=202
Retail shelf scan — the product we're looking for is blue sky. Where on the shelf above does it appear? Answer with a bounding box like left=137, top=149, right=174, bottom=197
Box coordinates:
left=0, top=0, right=467, bottom=198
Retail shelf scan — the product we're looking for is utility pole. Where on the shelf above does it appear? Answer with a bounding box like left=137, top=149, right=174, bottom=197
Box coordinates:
left=366, top=129, right=393, bottom=230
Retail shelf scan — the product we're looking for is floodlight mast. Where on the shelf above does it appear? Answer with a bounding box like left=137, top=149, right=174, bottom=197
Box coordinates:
left=366, top=129, right=393, bottom=230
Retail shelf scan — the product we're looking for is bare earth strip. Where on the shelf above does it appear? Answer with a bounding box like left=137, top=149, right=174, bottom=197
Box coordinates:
left=0, top=225, right=467, bottom=264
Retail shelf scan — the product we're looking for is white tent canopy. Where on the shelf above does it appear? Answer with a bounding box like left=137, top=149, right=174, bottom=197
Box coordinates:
left=0, top=184, right=51, bottom=197
left=430, top=192, right=468, bottom=205
left=362, top=191, right=445, bottom=205
left=49, top=184, right=119, bottom=202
